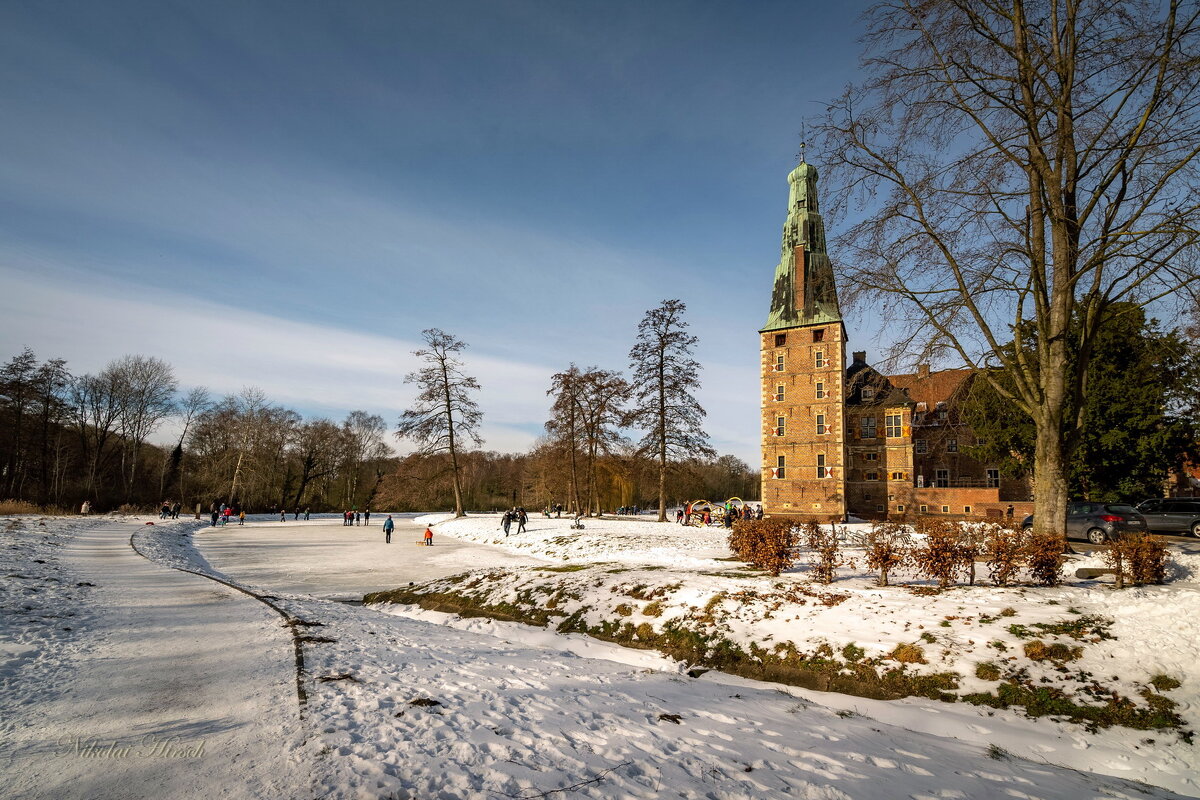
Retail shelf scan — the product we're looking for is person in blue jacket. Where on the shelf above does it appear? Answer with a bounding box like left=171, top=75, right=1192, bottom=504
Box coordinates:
left=383, top=515, right=395, bottom=544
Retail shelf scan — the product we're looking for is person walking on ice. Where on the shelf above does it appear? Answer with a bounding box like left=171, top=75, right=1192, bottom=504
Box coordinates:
left=383, top=515, right=394, bottom=544
left=423, top=526, right=433, bottom=546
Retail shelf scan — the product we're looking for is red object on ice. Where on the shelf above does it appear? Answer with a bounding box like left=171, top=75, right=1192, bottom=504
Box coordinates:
left=145, top=521, right=155, bottom=525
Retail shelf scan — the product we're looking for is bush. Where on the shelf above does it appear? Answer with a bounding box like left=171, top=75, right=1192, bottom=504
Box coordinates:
left=1104, top=533, right=1168, bottom=588
left=976, top=662, right=1002, bottom=681
left=911, top=518, right=970, bottom=588
left=1023, top=640, right=1082, bottom=663
left=803, top=521, right=842, bottom=583
left=1023, top=532, right=1063, bottom=586
left=0, top=499, right=41, bottom=515
left=728, top=518, right=798, bottom=576
left=891, top=643, right=927, bottom=664
left=863, top=520, right=909, bottom=587
left=983, top=522, right=1025, bottom=586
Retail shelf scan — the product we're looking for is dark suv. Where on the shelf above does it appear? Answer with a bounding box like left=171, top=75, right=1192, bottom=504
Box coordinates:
left=1021, top=502, right=1149, bottom=545
left=1135, top=498, right=1200, bottom=538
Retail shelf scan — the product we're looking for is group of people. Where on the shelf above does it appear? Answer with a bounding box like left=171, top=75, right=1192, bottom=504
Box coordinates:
left=501, top=507, right=528, bottom=536
left=676, top=502, right=763, bottom=527
left=209, top=501, right=245, bottom=527
left=342, top=509, right=370, bottom=526
left=158, top=501, right=182, bottom=519
left=615, top=505, right=642, bottom=516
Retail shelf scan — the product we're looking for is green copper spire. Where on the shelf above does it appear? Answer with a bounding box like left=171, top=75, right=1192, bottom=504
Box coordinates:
left=761, top=161, right=842, bottom=332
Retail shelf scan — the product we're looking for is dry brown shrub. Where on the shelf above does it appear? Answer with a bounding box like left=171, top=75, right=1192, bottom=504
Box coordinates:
left=1104, top=533, right=1168, bottom=588
left=0, top=499, right=42, bottom=515
left=803, top=521, right=842, bottom=584
left=1023, top=532, right=1063, bottom=586
left=1023, top=639, right=1082, bottom=663
left=911, top=518, right=970, bottom=588
left=863, top=520, right=910, bottom=587
left=983, top=522, right=1026, bottom=586
left=891, top=643, right=927, bottom=664
left=728, top=518, right=798, bottom=577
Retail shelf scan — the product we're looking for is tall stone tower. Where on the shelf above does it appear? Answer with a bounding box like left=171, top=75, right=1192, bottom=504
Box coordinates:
left=760, top=161, right=848, bottom=520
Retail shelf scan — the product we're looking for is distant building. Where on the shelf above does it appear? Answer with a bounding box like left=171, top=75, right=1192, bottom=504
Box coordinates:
left=759, top=161, right=1032, bottom=521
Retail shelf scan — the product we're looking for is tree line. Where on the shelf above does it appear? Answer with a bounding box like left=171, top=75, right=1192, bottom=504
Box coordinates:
left=388, top=299, right=729, bottom=520
left=0, top=349, right=391, bottom=513
left=1, top=300, right=758, bottom=514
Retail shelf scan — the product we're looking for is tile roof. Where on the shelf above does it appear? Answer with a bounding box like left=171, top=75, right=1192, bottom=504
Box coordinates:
left=886, top=368, right=974, bottom=407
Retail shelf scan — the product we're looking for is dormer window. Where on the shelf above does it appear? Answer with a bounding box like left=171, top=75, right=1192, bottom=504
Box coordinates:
left=812, top=329, right=825, bottom=343
left=861, top=386, right=875, bottom=400
left=774, top=333, right=787, bottom=347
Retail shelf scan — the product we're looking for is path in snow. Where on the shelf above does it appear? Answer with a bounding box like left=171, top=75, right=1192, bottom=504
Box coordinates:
left=194, top=518, right=546, bottom=599
left=2, top=522, right=307, bottom=800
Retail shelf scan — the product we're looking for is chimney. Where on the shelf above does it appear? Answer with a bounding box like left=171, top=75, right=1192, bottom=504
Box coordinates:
left=917, top=363, right=930, bottom=379
left=852, top=351, right=867, bottom=364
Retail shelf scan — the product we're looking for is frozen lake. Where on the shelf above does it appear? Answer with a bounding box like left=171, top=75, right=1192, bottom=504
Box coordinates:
left=193, top=516, right=546, bottom=600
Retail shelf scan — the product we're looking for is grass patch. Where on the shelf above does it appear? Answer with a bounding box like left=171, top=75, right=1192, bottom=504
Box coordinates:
left=1150, top=675, right=1181, bottom=692
left=534, top=564, right=590, bottom=573
left=975, top=662, right=1002, bottom=681
left=841, top=643, right=865, bottom=662
left=1023, top=640, right=1083, bottom=664
left=963, top=681, right=1189, bottom=737
left=643, top=601, right=664, bottom=617
left=891, top=643, right=926, bottom=664
left=1008, top=615, right=1114, bottom=642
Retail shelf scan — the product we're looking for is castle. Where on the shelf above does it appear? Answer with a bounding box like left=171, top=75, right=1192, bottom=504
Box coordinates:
left=759, top=161, right=1033, bottom=521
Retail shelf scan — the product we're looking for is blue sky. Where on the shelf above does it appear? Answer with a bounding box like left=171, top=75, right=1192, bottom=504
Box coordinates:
left=0, top=0, right=878, bottom=463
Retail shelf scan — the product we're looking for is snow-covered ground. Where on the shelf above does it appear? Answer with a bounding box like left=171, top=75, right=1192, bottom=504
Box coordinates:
left=2, top=513, right=1197, bottom=798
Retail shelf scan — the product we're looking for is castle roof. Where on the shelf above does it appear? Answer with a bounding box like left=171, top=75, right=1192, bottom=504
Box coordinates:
left=886, top=368, right=974, bottom=408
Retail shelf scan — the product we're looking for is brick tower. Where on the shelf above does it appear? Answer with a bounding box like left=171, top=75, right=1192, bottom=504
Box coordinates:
left=760, top=161, right=847, bottom=520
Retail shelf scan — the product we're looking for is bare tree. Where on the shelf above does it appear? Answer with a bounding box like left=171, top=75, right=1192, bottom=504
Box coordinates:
left=577, top=368, right=630, bottom=516
left=627, top=299, right=715, bottom=521
left=108, top=355, right=177, bottom=501
left=70, top=367, right=124, bottom=501
left=342, top=410, right=389, bottom=508
left=546, top=365, right=585, bottom=514
left=395, top=329, right=483, bottom=518
left=819, top=0, right=1200, bottom=539
left=162, top=386, right=210, bottom=501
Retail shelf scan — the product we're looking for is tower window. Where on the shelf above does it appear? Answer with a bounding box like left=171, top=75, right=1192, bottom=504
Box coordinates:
left=774, top=384, right=785, bottom=402
left=774, top=354, right=785, bottom=372
left=812, top=329, right=825, bottom=343
left=816, top=453, right=827, bottom=479
left=885, top=414, right=903, bottom=438
left=815, top=351, right=825, bottom=368
left=774, top=455, right=786, bottom=479
left=775, top=416, right=786, bottom=437
left=774, top=333, right=787, bottom=347
left=815, top=414, right=826, bottom=435
left=815, top=381, right=825, bottom=399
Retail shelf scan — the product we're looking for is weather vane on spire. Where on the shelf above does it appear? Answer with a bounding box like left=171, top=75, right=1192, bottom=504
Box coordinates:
left=796, top=123, right=807, bottom=165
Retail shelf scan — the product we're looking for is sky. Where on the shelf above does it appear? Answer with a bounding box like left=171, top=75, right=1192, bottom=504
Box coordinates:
left=0, top=0, right=879, bottom=464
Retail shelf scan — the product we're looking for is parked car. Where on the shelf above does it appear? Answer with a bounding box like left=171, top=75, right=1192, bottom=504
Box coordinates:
left=1134, top=498, right=1200, bottom=537
left=1020, top=502, right=1149, bottom=545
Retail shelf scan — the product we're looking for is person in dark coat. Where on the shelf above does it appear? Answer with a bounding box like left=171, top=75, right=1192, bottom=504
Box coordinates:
left=501, top=511, right=512, bottom=537
left=517, top=507, right=527, bottom=534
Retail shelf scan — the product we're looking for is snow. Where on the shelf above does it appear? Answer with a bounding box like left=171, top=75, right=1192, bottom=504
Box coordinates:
left=2, top=512, right=1197, bottom=798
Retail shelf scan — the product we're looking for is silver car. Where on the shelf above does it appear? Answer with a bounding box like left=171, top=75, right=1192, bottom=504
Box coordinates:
left=1021, top=502, right=1149, bottom=545
left=1135, top=498, right=1200, bottom=538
